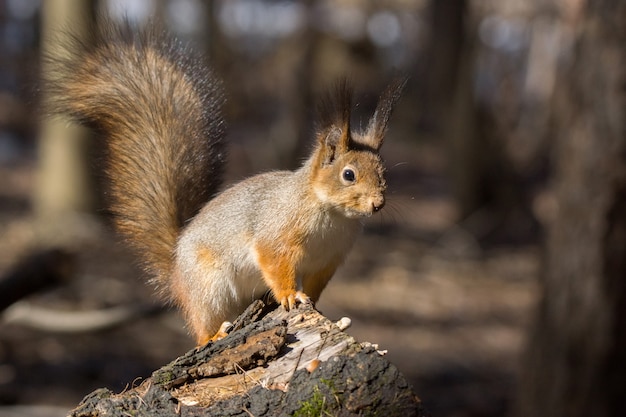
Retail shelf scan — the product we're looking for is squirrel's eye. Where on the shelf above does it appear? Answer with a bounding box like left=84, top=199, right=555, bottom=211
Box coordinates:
left=342, top=168, right=356, bottom=183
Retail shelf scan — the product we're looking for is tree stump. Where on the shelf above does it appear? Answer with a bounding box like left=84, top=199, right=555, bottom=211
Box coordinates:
left=69, top=300, right=423, bottom=416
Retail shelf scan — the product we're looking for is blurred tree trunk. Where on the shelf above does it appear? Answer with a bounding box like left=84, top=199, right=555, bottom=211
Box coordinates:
left=516, top=0, right=626, bottom=416
left=434, top=1, right=507, bottom=221
left=426, top=0, right=466, bottom=126
left=36, top=0, right=96, bottom=221
left=440, top=1, right=534, bottom=235
left=426, top=1, right=478, bottom=219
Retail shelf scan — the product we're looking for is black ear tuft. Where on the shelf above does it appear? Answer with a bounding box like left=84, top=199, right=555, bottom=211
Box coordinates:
left=365, top=76, right=407, bottom=150
left=317, top=78, right=353, bottom=149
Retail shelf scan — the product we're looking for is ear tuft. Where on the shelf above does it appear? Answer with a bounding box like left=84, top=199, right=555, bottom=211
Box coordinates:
left=316, top=78, right=354, bottom=164
left=317, top=78, right=352, bottom=144
left=365, top=76, right=408, bottom=150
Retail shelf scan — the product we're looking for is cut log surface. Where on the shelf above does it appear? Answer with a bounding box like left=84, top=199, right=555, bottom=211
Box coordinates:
left=70, top=300, right=424, bottom=416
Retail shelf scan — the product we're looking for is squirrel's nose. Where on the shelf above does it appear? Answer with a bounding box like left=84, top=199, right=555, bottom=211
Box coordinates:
left=372, top=195, right=385, bottom=212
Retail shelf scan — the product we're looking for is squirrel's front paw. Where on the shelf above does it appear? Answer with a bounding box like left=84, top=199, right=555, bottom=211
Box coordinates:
left=279, top=291, right=311, bottom=311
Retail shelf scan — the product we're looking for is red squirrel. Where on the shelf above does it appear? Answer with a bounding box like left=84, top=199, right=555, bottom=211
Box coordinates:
left=45, top=23, right=405, bottom=346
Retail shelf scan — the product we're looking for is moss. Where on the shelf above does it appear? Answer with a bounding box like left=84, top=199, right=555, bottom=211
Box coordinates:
left=293, top=386, right=329, bottom=417
left=319, top=378, right=335, bottom=389
left=293, top=378, right=345, bottom=417
left=150, top=367, right=183, bottom=388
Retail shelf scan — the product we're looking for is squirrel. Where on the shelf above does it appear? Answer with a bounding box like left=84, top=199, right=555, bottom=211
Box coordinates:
left=45, top=23, right=405, bottom=346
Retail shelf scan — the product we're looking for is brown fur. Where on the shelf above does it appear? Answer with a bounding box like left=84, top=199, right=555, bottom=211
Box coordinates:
left=45, top=23, right=225, bottom=292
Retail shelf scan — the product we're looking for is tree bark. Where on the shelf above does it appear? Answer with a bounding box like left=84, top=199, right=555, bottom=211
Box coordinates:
left=516, top=0, right=626, bottom=416
left=69, top=301, right=423, bottom=417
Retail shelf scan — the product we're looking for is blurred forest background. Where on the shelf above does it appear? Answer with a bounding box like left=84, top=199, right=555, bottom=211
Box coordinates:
left=0, top=0, right=623, bottom=417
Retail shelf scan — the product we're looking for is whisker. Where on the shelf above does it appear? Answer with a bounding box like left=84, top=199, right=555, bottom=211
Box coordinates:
left=388, top=161, right=409, bottom=169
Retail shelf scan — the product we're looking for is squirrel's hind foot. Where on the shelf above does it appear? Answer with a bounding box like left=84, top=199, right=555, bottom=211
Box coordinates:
left=195, top=320, right=233, bottom=347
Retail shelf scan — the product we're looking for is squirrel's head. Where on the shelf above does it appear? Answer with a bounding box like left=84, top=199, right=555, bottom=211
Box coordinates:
left=311, top=78, right=406, bottom=218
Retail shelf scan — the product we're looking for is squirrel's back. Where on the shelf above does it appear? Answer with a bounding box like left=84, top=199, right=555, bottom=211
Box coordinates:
left=45, top=23, right=226, bottom=288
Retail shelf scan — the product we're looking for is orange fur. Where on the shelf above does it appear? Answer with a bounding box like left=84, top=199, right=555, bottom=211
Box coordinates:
left=254, top=239, right=304, bottom=309
left=196, top=246, right=217, bottom=268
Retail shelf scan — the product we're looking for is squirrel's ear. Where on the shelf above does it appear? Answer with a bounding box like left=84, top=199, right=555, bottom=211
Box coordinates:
left=317, top=79, right=352, bottom=164
left=364, top=77, right=407, bottom=151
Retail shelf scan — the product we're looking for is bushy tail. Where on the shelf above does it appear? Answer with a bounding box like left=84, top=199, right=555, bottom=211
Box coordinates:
left=45, top=23, right=226, bottom=289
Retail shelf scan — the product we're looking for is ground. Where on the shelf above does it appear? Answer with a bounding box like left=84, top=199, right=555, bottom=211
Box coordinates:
left=0, top=142, right=539, bottom=417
